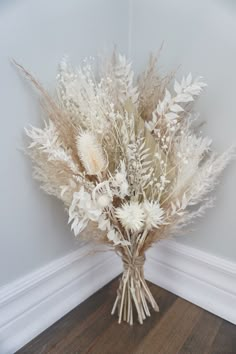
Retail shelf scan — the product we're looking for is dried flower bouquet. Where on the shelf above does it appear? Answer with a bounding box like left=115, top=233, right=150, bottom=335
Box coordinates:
left=16, top=52, right=234, bottom=325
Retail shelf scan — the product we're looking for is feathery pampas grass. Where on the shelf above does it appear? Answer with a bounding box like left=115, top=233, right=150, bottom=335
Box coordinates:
left=15, top=52, right=235, bottom=325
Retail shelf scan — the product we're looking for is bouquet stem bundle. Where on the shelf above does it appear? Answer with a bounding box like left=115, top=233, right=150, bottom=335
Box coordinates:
left=112, top=253, right=158, bottom=325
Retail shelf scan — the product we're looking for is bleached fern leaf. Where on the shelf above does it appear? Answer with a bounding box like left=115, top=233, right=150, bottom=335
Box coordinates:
left=113, top=54, right=139, bottom=104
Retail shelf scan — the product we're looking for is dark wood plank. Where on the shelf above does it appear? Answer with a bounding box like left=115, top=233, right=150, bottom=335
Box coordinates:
left=17, top=277, right=118, bottom=354
left=135, top=297, right=203, bottom=354
left=51, top=288, right=117, bottom=354
left=209, top=319, right=236, bottom=354
left=84, top=284, right=177, bottom=354
left=178, top=310, right=222, bottom=354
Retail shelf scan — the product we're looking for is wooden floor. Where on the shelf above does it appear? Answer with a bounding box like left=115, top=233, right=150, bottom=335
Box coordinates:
left=17, top=277, right=236, bottom=354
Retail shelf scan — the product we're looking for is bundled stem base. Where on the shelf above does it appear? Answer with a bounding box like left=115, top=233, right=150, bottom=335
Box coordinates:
left=111, top=254, right=159, bottom=325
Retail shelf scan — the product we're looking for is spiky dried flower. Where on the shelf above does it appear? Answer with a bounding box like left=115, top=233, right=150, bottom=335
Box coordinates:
left=115, top=202, right=145, bottom=232
left=143, top=201, right=165, bottom=230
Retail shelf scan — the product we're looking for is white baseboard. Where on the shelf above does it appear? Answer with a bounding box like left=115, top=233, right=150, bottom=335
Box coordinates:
left=145, top=239, right=236, bottom=325
left=0, top=244, right=122, bottom=354
left=1, top=239, right=235, bottom=353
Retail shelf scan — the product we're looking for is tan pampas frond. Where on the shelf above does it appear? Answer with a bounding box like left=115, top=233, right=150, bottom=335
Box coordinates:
left=26, top=148, right=78, bottom=205
left=12, top=59, right=83, bottom=170
left=137, top=46, right=177, bottom=121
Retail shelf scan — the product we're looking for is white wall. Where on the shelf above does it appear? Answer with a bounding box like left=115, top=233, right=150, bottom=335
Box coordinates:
left=0, top=0, right=128, bottom=286
left=129, top=0, right=236, bottom=261
left=0, top=0, right=235, bottom=289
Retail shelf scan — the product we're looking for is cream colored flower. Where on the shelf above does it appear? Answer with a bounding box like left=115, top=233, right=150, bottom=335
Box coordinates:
left=143, top=201, right=164, bottom=230
left=115, top=202, right=145, bottom=232
left=76, top=131, right=107, bottom=175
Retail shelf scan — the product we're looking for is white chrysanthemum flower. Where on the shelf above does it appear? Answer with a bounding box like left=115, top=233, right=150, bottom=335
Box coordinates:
left=115, top=202, right=145, bottom=232
left=143, top=201, right=165, bottom=230
left=76, top=132, right=107, bottom=175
